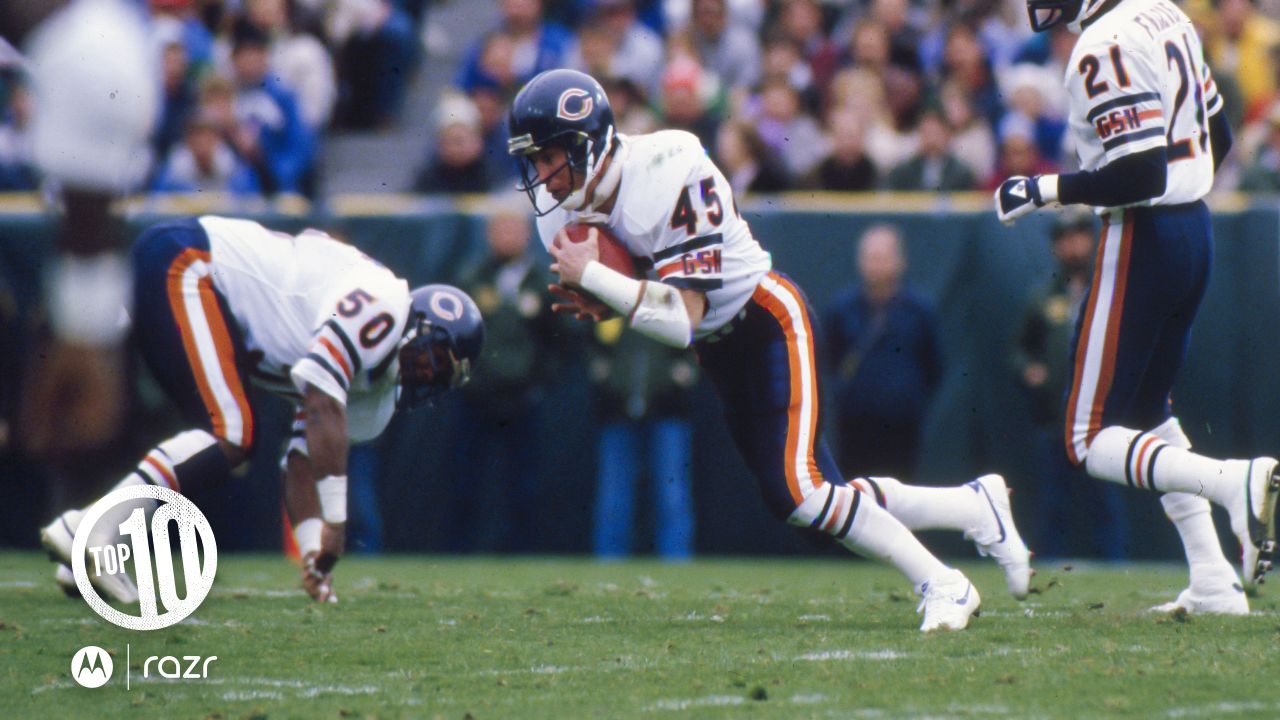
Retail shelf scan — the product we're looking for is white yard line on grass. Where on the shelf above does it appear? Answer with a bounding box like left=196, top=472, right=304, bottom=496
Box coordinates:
left=1167, top=701, right=1280, bottom=717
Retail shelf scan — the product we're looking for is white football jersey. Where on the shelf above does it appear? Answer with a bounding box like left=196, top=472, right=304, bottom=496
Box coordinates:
left=198, top=216, right=410, bottom=442
left=1066, top=0, right=1223, bottom=208
left=535, top=130, right=773, bottom=338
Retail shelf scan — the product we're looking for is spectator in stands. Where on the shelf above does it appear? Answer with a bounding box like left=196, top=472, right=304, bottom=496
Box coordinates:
left=149, top=0, right=214, bottom=74
left=825, top=224, right=942, bottom=478
left=883, top=106, right=975, bottom=191
left=588, top=319, right=698, bottom=561
left=1239, top=102, right=1280, bottom=191
left=987, top=113, right=1058, bottom=191
left=0, top=77, right=35, bottom=191
left=152, top=27, right=198, bottom=171
left=244, top=0, right=337, bottom=130
left=1201, top=0, right=1280, bottom=119
left=754, top=78, right=828, bottom=181
left=681, top=0, right=761, bottom=94
left=659, top=55, right=719, bottom=153
left=228, top=21, right=316, bottom=195
left=456, top=0, right=572, bottom=93
left=847, top=18, right=893, bottom=78
left=778, top=0, right=838, bottom=94
left=811, top=109, right=877, bottom=191
left=1000, top=63, right=1067, bottom=167
left=664, top=0, right=764, bottom=35
left=829, top=67, right=913, bottom=172
left=328, top=0, right=419, bottom=129
left=939, top=79, right=996, bottom=184
left=150, top=111, right=262, bottom=194
left=1012, top=210, right=1130, bottom=559
left=448, top=207, right=569, bottom=553
left=866, top=0, right=922, bottom=72
left=603, top=76, right=658, bottom=135
left=412, top=93, right=491, bottom=194
left=938, top=23, right=1003, bottom=134
left=566, top=0, right=665, bottom=99
left=714, top=119, right=790, bottom=196
left=760, top=35, right=819, bottom=113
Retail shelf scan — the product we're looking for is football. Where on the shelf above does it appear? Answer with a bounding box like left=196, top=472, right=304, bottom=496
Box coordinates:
left=561, top=223, right=638, bottom=278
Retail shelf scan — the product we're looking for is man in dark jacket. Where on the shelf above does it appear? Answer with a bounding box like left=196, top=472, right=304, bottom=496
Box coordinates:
left=825, top=224, right=942, bottom=478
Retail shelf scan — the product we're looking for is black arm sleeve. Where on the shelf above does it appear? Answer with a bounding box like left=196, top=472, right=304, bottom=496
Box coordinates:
left=1209, top=110, right=1233, bottom=170
left=1057, top=146, right=1167, bottom=207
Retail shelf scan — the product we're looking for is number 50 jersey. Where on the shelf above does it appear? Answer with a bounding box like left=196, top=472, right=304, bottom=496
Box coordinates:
left=197, top=215, right=410, bottom=440
left=1066, top=0, right=1224, bottom=209
left=535, top=130, right=773, bottom=339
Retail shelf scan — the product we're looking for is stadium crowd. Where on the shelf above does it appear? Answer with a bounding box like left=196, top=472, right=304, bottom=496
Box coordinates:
left=3, top=0, right=1280, bottom=199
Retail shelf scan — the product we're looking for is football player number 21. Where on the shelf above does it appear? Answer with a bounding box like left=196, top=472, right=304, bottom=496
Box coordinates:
left=1079, top=37, right=1208, bottom=161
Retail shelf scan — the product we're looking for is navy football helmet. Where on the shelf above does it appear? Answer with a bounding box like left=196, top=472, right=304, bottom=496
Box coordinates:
left=397, top=284, right=484, bottom=410
left=507, top=68, right=616, bottom=216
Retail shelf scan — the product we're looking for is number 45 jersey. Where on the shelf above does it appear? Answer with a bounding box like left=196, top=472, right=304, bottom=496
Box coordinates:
left=535, top=130, right=773, bottom=339
left=1067, top=0, right=1223, bottom=209
left=197, top=215, right=410, bottom=440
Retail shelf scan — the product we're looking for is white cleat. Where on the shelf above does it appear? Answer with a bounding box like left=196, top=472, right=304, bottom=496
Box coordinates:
left=1150, top=582, right=1249, bottom=616
left=965, top=474, right=1032, bottom=600
left=1229, top=458, right=1280, bottom=588
left=40, top=509, right=139, bottom=604
left=54, top=563, right=80, bottom=598
left=917, top=569, right=981, bottom=632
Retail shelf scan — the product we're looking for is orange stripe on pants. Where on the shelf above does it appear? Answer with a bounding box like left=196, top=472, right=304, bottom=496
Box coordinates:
left=751, top=272, right=825, bottom=505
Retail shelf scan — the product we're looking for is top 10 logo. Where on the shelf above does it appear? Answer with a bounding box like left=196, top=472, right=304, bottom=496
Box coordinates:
left=73, top=485, right=217, bottom=631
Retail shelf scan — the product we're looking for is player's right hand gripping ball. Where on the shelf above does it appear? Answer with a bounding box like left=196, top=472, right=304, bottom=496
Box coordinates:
left=995, top=175, right=1045, bottom=226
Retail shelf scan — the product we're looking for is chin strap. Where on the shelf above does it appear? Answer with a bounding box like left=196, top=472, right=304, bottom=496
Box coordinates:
left=562, top=127, right=619, bottom=212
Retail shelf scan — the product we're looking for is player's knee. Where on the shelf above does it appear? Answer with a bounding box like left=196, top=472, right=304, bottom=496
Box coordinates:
left=214, top=438, right=249, bottom=469
left=1082, top=425, right=1142, bottom=479
left=786, top=483, right=861, bottom=540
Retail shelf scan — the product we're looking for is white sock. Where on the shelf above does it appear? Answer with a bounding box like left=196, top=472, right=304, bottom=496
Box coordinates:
left=860, top=476, right=984, bottom=534
left=839, top=497, right=949, bottom=587
left=1085, top=424, right=1247, bottom=507
left=1161, top=492, right=1238, bottom=587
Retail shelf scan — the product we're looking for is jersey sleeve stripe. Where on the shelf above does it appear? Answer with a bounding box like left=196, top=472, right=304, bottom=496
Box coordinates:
left=650, top=232, right=723, bottom=263
left=663, top=276, right=723, bottom=291
left=1102, top=126, right=1164, bottom=151
left=1085, top=92, right=1161, bottom=123
left=322, top=319, right=362, bottom=374
left=305, top=351, right=350, bottom=391
left=318, top=337, right=353, bottom=379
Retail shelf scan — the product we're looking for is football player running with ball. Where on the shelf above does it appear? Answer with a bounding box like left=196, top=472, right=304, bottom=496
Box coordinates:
left=995, top=0, right=1279, bottom=613
left=40, top=216, right=484, bottom=604
left=510, top=69, right=1032, bottom=632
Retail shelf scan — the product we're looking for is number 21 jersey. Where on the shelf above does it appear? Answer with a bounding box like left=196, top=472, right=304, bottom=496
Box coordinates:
left=1066, top=0, right=1223, bottom=208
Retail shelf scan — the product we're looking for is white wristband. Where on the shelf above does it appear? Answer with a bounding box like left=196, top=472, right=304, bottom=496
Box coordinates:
left=580, top=260, right=643, bottom=317
left=293, top=518, right=323, bottom=557
left=1036, top=174, right=1060, bottom=205
left=316, top=475, right=348, bottom=524
left=47, top=253, right=132, bottom=344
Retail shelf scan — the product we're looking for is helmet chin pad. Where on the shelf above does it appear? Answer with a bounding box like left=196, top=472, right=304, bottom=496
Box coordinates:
left=1026, top=0, right=1084, bottom=32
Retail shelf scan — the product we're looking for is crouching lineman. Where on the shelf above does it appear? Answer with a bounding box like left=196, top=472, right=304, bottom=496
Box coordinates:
left=40, top=215, right=484, bottom=603
left=508, top=69, right=1031, bottom=632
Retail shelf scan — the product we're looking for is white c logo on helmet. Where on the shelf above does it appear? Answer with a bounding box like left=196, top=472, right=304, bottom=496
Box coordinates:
left=430, top=291, right=463, bottom=322
left=556, top=88, right=593, bottom=121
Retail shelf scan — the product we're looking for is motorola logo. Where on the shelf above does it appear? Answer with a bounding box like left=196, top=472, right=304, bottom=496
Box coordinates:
left=70, top=645, right=114, bottom=689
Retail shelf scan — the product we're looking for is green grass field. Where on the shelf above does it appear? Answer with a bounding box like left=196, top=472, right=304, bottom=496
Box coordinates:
left=4, top=551, right=1280, bottom=719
